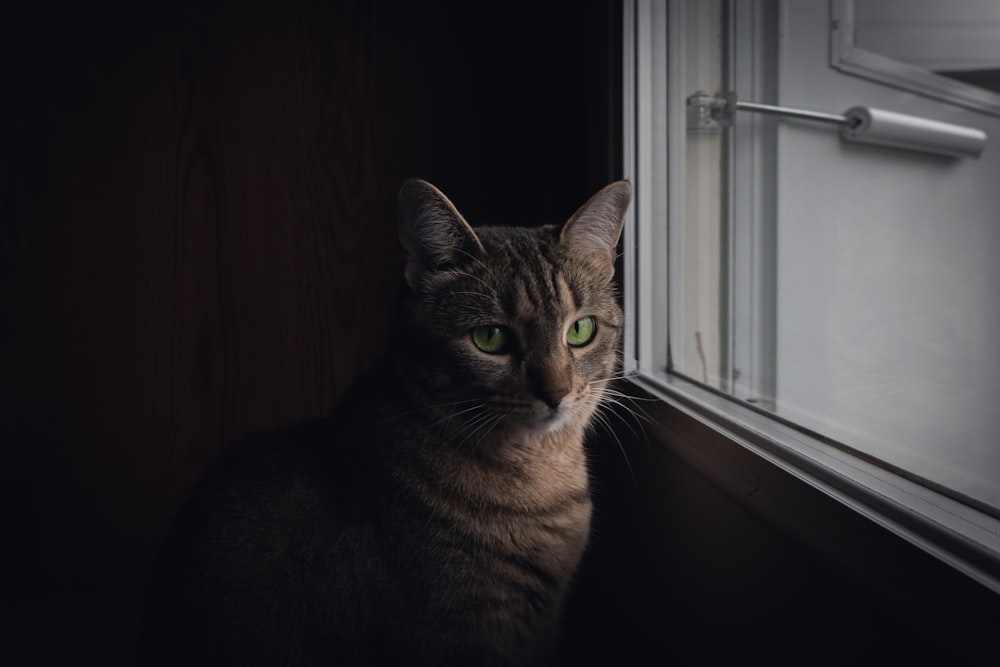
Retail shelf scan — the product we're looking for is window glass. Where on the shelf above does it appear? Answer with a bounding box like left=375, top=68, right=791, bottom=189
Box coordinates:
left=674, top=0, right=727, bottom=390
left=628, top=0, right=1000, bottom=517
left=854, top=0, right=1000, bottom=95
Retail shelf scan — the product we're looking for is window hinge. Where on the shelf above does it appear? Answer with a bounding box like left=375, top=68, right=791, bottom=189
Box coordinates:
left=687, top=90, right=851, bottom=133
left=686, top=90, right=735, bottom=132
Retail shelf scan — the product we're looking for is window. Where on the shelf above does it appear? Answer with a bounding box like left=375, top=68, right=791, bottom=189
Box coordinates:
left=832, top=0, right=1000, bottom=116
left=623, top=0, right=1000, bottom=592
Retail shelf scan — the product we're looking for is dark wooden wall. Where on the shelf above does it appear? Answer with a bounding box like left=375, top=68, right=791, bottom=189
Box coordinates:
left=2, top=1, right=618, bottom=663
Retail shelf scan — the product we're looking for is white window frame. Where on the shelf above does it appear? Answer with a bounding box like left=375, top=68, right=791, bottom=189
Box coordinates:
left=830, top=0, right=1000, bottom=117
left=622, top=0, right=1000, bottom=594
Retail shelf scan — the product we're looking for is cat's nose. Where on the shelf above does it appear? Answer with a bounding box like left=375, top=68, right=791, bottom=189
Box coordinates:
left=526, top=363, right=572, bottom=409
left=536, top=386, right=570, bottom=410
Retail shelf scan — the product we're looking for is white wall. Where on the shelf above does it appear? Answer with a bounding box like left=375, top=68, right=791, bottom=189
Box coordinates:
left=773, top=1, right=1000, bottom=509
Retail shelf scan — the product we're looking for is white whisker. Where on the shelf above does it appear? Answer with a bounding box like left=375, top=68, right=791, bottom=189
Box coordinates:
left=451, top=411, right=504, bottom=453
left=389, top=398, right=484, bottom=421
left=446, top=268, right=497, bottom=295
left=599, top=391, right=656, bottom=424
left=589, top=405, right=638, bottom=491
left=430, top=403, right=487, bottom=429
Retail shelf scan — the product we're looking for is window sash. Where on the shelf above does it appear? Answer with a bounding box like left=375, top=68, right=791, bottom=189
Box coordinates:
left=622, top=0, right=1000, bottom=594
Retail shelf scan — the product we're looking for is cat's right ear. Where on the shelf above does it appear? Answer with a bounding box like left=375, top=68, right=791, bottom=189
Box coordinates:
left=397, top=179, right=485, bottom=292
left=560, top=180, right=632, bottom=283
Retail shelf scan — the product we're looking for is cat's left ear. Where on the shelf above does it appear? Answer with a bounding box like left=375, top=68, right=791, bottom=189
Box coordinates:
left=560, top=180, right=632, bottom=282
left=397, top=179, right=485, bottom=292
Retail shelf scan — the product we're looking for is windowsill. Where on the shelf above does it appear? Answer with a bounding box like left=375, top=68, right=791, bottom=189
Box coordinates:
left=627, top=369, right=1000, bottom=595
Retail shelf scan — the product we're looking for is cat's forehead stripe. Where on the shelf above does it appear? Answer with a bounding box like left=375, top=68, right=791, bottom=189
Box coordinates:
left=470, top=226, right=594, bottom=322
left=556, top=273, right=579, bottom=313
left=509, top=251, right=570, bottom=319
left=511, top=245, right=548, bottom=308
left=514, top=274, right=541, bottom=310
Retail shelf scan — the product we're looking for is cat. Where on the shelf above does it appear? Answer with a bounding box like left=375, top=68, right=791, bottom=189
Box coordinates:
left=141, top=178, right=632, bottom=666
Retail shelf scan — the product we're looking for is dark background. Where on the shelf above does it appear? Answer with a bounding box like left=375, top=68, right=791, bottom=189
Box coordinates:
left=2, top=1, right=997, bottom=664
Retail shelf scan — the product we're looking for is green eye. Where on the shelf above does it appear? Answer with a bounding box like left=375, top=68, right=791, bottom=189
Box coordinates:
left=566, top=316, right=596, bottom=347
left=471, top=325, right=509, bottom=353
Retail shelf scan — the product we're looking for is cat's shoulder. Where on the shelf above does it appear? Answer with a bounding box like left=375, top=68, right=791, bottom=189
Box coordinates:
left=169, top=367, right=399, bottom=532
left=177, top=417, right=363, bottom=523
left=211, top=416, right=338, bottom=480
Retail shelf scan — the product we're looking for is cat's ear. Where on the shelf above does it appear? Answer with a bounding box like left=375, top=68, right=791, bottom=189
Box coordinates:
left=560, top=180, right=632, bottom=282
left=397, top=179, right=485, bottom=291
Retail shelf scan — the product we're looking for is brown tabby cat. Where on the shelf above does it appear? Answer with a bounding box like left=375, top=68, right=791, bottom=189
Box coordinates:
left=142, top=178, right=632, bottom=666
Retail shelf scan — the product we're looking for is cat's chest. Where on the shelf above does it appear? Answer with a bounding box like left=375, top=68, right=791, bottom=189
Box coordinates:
left=393, top=493, right=591, bottom=655
left=409, top=475, right=594, bottom=591
left=408, top=451, right=592, bottom=557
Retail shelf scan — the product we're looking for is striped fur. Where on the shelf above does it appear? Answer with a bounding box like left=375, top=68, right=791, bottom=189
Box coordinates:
left=143, top=179, right=632, bottom=666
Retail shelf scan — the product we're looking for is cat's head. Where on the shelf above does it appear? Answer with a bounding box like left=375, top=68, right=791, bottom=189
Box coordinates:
left=396, top=179, right=631, bottom=441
